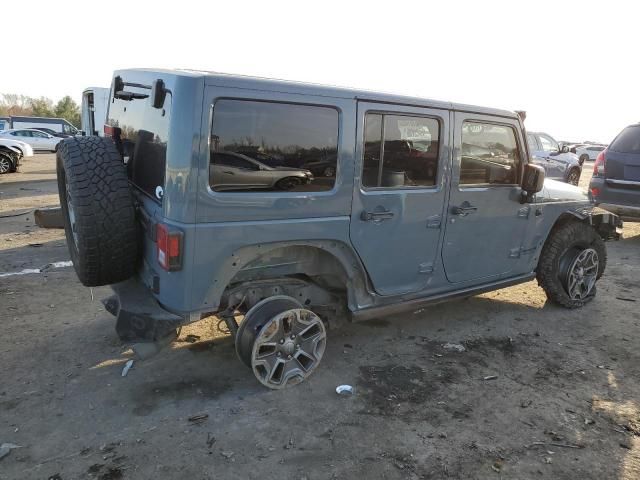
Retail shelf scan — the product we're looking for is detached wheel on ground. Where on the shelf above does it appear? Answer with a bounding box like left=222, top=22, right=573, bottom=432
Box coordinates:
left=235, top=296, right=328, bottom=389
left=56, top=136, right=138, bottom=287
left=536, top=220, right=606, bottom=308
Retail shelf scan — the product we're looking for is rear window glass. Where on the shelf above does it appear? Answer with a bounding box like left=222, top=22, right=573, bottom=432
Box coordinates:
left=610, top=126, right=640, bottom=154
left=107, top=84, right=171, bottom=202
left=210, top=100, right=339, bottom=192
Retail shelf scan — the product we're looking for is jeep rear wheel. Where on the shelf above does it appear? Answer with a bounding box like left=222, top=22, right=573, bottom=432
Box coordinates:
left=235, top=296, right=327, bottom=389
left=57, top=137, right=138, bottom=287
left=536, top=220, right=606, bottom=308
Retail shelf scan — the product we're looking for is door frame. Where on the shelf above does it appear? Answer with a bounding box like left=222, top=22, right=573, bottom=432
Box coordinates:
left=350, top=100, right=452, bottom=296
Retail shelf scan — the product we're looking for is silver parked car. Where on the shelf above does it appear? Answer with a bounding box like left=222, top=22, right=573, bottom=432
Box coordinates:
left=210, top=151, right=314, bottom=191
left=0, top=129, right=63, bottom=152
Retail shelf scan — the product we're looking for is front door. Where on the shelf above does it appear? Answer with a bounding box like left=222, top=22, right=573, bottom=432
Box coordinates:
left=442, top=112, right=529, bottom=283
left=350, top=102, right=450, bottom=296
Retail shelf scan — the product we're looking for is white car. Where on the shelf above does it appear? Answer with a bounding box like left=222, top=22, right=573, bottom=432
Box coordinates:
left=0, top=128, right=63, bottom=152
left=575, top=145, right=606, bottom=165
left=0, top=138, right=34, bottom=174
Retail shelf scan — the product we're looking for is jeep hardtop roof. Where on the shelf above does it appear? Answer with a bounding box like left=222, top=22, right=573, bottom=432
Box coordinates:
left=117, top=68, right=519, bottom=120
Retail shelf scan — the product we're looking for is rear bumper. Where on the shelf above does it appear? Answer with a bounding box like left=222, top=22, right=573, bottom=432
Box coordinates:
left=590, top=176, right=640, bottom=221
left=597, top=203, right=640, bottom=221
left=103, top=277, right=186, bottom=343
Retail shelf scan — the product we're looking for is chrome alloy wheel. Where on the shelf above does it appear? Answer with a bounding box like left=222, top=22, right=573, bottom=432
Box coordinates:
left=251, top=308, right=327, bottom=389
left=565, top=248, right=599, bottom=300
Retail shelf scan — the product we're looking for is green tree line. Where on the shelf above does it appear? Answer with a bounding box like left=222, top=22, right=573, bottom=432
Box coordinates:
left=0, top=93, right=81, bottom=128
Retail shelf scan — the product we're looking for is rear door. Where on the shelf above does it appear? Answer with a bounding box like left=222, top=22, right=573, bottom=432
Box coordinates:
left=350, top=102, right=449, bottom=296
left=442, top=112, right=529, bottom=283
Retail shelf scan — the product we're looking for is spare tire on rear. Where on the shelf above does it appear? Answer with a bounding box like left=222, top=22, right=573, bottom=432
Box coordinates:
left=56, top=136, right=138, bottom=287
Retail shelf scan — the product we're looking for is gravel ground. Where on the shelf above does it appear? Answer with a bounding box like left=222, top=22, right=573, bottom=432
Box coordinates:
left=1, top=155, right=639, bottom=480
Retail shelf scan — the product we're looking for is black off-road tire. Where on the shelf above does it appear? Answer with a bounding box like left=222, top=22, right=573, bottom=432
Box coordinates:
left=56, top=136, right=138, bottom=287
left=536, top=219, right=606, bottom=308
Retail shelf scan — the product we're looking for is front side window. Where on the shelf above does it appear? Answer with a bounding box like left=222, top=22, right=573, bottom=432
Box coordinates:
left=460, top=122, right=520, bottom=185
left=210, top=100, right=339, bottom=192
left=63, top=123, right=76, bottom=134
left=538, top=134, right=558, bottom=152
left=362, top=113, right=439, bottom=188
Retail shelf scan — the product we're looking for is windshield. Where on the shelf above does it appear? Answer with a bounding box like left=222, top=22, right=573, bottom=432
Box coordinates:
left=609, top=126, right=640, bottom=154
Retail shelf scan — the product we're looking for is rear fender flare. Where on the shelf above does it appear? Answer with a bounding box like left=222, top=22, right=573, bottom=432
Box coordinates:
left=205, top=240, right=373, bottom=313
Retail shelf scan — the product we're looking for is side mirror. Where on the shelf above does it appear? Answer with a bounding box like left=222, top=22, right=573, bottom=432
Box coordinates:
left=150, top=79, right=167, bottom=109
left=561, top=145, right=569, bottom=153
left=521, top=163, right=545, bottom=202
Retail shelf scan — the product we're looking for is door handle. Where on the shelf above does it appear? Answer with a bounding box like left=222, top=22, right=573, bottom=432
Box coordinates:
left=361, top=209, right=394, bottom=222
left=451, top=203, right=478, bottom=216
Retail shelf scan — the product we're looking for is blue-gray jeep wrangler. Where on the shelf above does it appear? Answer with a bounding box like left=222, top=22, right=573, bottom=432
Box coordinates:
left=56, top=69, right=622, bottom=389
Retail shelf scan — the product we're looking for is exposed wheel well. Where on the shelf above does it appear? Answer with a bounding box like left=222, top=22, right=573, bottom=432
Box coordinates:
left=215, top=243, right=372, bottom=327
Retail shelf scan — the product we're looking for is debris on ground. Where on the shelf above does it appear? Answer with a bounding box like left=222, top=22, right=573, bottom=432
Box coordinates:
left=284, top=436, right=295, bottom=450
left=483, top=375, right=498, bottom=381
left=121, top=359, right=134, bottom=377
left=0, top=443, right=22, bottom=461
left=206, top=433, right=216, bottom=448
left=188, top=413, right=209, bottom=424
left=443, top=343, right=466, bottom=353
left=221, top=450, right=235, bottom=459
left=336, top=384, right=354, bottom=396
left=184, top=334, right=201, bottom=343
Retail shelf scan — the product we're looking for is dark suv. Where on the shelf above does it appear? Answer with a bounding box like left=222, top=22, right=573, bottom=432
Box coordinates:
left=589, top=123, right=640, bottom=221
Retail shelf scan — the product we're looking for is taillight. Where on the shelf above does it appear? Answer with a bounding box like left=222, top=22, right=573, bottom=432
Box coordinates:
left=156, top=223, right=183, bottom=271
left=104, top=125, right=120, bottom=139
left=593, top=150, right=606, bottom=176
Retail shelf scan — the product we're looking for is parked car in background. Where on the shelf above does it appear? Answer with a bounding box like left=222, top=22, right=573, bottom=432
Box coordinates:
left=575, top=144, right=606, bottom=165
left=0, top=137, right=34, bottom=174
left=0, top=129, right=62, bottom=152
left=9, top=116, right=79, bottom=136
left=210, top=151, right=314, bottom=191
left=527, top=131, right=582, bottom=185
left=590, top=123, right=640, bottom=221
left=33, top=127, right=73, bottom=138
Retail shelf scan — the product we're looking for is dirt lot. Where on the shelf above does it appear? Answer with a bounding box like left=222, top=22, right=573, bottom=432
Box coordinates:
left=1, top=155, right=639, bottom=480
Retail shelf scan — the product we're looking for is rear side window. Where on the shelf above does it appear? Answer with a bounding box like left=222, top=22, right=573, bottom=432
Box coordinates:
left=210, top=100, right=339, bottom=192
left=107, top=84, right=172, bottom=202
left=460, top=122, right=520, bottom=185
left=610, top=126, right=640, bottom=154
left=362, top=113, right=439, bottom=188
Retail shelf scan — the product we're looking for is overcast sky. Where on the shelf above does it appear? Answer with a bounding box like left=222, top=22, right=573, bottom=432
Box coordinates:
left=2, top=0, right=637, bottom=143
